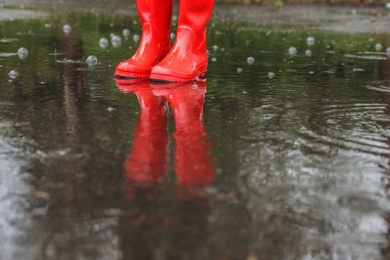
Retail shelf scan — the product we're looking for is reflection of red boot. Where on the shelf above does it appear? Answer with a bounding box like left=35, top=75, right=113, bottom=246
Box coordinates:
left=114, top=0, right=173, bottom=79
left=150, top=0, right=215, bottom=83
left=115, top=79, right=169, bottom=199
left=152, top=81, right=215, bottom=192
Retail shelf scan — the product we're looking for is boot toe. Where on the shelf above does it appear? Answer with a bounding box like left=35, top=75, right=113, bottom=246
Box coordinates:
left=114, top=60, right=151, bottom=78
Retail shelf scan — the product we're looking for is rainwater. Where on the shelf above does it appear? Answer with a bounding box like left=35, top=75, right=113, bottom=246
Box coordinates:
left=1, top=7, right=390, bottom=260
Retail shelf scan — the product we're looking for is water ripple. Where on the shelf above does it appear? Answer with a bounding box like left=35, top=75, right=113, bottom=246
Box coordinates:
left=300, top=102, right=390, bottom=156
left=367, top=80, right=390, bottom=93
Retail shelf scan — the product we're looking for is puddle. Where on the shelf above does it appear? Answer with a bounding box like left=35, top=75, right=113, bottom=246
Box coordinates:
left=1, top=11, right=390, bottom=260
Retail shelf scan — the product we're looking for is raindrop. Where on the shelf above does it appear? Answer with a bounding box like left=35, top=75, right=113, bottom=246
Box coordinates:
left=309, top=71, right=315, bottom=74
left=247, top=56, right=255, bottom=65
left=386, top=2, right=390, bottom=9
left=111, top=35, right=122, bottom=48
left=99, top=38, right=109, bottom=49
left=133, top=34, right=140, bottom=42
left=122, top=28, right=130, bottom=38
left=63, top=24, right=71, bottom=34
left=306, top=36, right=315, bottom=46
left=288, top=47, right=297, bottom=56
left=86, top=55, right=98, bottom=65
left=211, top=57, right=217, bottom=62
left=213, top=45, right=219, bottom=51
left=375, top=43, right=383, bottom=51
left=305, top=50, right=312, bottom=57
left=387, top=47, right=390, bottom=53
left=8, top=70, right=19, bottom=79
left=17, top=47, right=28, bottom=59
left=170, top=33, right=175, bottom=40
left=268, top=72, right=275, bottom=79
left=172, top=15, right=178, bottom=21
left=237, top=68, right=242, bottom=73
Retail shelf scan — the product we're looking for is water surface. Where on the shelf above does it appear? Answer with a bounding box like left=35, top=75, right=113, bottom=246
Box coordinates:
left=1, top=11, right=390, bottom=260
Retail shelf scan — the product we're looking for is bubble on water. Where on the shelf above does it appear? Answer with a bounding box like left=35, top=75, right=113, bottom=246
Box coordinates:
left=237, top=68, right=242, bottom=73
left=17, top=47, right=28, bottom=59
left=86, top=55, right=98, bottom=65
left=110, top=33, right=115, bottom=38
left=211, top=57, right=217, bottom=62
left=63, top=24, right=71, bottom=34
left=288, top=47, right=297, bottom=56
left=8, top=70, right=19, bottom=79
left=122, top=28, right=130, bottom=38
left=170, top=33, right=175, bottom=40
left=268, top=72, right=275, bottom=79
left=99, top=38, right=109, bottom=49
left=133, top=34, right=140, bottom=42
left=305, top=50, right=312, bottom=57
left=111, top=35, right=122, bottom=48
left=306, top=36, right=315, bottom=46
left=375, top=43, right=383, bottom=51
left=247, top=56, right=255, bottom=65
left=213, top=45, right=219, bottom=51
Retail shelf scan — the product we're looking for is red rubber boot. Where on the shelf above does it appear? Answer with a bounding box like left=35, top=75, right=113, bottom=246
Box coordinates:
left=149, top=0, right=215, bottom=83
left=114, top=0, right=173, bottom=79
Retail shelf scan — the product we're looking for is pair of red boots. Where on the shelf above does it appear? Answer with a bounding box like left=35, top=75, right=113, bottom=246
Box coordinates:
left=114, top=0, right=214, bottom=83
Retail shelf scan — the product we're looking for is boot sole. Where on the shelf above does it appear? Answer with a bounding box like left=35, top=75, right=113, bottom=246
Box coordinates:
left=149, top=66, right=207, bottom=83
left=114, top=69, right=150, bottom=79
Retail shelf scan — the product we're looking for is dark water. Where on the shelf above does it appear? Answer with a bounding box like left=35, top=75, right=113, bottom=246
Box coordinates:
left=1, top=11, right=390, bottom=260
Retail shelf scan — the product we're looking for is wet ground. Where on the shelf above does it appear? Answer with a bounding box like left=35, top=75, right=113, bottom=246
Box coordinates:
left=1, top=2, right=390, bottom=260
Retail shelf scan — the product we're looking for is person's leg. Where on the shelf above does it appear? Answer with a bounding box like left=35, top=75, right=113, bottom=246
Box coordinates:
left=114, top=0, right=173, bottom=79
left=150, top=0, right=215, bottom=82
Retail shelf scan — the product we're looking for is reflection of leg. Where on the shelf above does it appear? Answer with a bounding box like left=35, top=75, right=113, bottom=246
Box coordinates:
left=122, top=83, right=169, bottom=199
left=118, top=83, right=170, bottom=260
left=114, top=0, right=173, bottom=79
left=162, top=82, right=215, bottom=189
left=169, top=82, right=214, bottom=257
left=119, top=81, right=214, bottom=259
left=150, top=0, right=215, bottom=82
